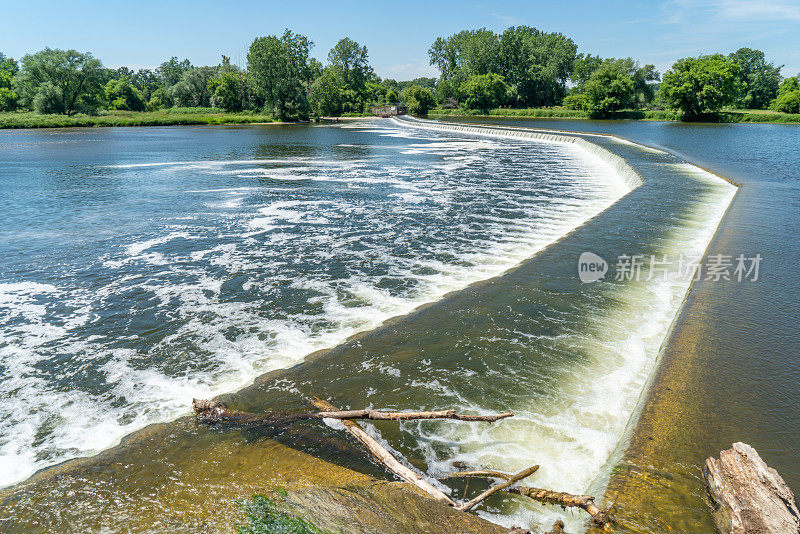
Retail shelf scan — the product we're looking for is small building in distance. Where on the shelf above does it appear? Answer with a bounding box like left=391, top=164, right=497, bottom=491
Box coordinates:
left=369, top=103, right=409, bottom=117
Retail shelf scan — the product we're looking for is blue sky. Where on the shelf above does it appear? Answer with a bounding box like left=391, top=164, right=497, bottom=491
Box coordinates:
left=1, top=0, right=798, bottom=79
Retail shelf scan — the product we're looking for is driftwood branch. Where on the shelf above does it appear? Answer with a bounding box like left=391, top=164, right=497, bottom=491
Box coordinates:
left=457, top=465, right=539, bottom=512
left=309, top=397, right=457, bottom=507
left=508, top=487, right=612, bottom=532
left=316, top=408, right=513, bottom=422
left=192, top=399, right=512, bottom=425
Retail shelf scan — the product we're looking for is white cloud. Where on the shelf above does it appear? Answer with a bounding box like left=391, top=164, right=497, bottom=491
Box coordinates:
left=713, top=0, right=800, bottom=21
left=662, top=0, right=800, bottom=23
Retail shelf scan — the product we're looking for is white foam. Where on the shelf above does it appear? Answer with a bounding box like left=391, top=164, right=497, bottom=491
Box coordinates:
left=0, top=118, right=639, bottom=501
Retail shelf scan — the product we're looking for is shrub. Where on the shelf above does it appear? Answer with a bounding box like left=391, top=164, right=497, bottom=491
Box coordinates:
left=562, top=93, right=587, bottom=110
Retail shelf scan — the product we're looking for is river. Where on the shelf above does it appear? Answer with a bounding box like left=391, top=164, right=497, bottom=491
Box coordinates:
left=1, top=117, right=792, bottom=532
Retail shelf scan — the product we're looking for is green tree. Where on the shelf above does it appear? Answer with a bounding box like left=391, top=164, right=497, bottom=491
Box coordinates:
left=561, top=92, right=586, bottom=110
left=14, top=48, right=104, bottom=115
left=130, top=69, right=160, bottom=101
left=571, top=53, right=603, bottom=92
left=147, top=86, right=172, bottom=110
left=0, top=52, right=19, bottom=75
left=631, top=62, right=660, bottom=106
left=0, top=52, right=18, bottom=111
left=459, top=73, right=507, bottom=110
left=584, top=59, right=636, bottom=116
left=497, top=26, right=577, bottom=107
left=728, top=48, right=782, bottom=109
left=366, top=81, right=387, bottom=103
left=770, top=75, right=800, bottom=114
left=659, top=54, right=742, bottom=118
left=170, top=66, right=216, bottom=107
left=402, top=84, right=436, bottom=115
left=430, top=26, right=576, bottom=107
left=157, top=57, right=192, bottom=87
left=429, top=29, right=500, bottom=79
left=309, top=69, right=344, bottom=116
left=105, top=77, right=146, bottom=111
left=248, top=30, right=314, bottom=119
left=209, top=71, right=250, bottom=111
left=327, top=38, right=373, bottom=111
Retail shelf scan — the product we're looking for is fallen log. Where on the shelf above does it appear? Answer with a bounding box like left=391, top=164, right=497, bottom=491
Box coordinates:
left=192, top=399, right=512, bottom=425
left=507, top=486, right=612, bottom=531
left=703, top=442, right=800, bottom=534
left=309, top=397, right=457, bottom=507
left=457, top=465, right=539, bottom=512
left=315, top=408, right=513, bottom=422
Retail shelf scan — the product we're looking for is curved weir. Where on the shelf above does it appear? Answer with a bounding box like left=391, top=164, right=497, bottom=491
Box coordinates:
left=0, top=120, right=736, bottom=532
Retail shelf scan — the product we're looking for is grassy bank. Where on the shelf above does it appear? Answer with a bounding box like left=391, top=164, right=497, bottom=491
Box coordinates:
left=0, top=108, right=278, bottom=129
left=428, top=107, right=800, bottom=123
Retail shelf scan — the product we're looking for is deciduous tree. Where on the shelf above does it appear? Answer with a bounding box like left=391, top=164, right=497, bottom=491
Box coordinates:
left=248, top=30, right=313, bottom=119
left=659, top=54, right=742, bottom=118
left=728, top=47, right=782, bottom=109
left=460, top=73, right=507, bottom=111
left=105, top=77, right=146, bottom=111
left=14, top=48, right=104, bottom=115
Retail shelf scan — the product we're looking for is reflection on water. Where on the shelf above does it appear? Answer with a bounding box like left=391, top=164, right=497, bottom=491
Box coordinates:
left=0, top=119, right=738, bottom=532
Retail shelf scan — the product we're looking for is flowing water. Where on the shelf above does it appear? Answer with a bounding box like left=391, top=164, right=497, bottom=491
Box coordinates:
left=445, top=116, right=800, bottom=531
left=0, top=118, right=741, bottom=532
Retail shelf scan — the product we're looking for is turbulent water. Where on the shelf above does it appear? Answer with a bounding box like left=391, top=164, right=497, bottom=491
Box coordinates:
left=0, top=120, right=632, bottom=487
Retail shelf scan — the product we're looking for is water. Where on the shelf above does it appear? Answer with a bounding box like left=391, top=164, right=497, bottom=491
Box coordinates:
left=0, top=118, right=740, bottom=532
left=445, top=116, right=800, bottom=531
left=0, top=121, right=630, bottom=488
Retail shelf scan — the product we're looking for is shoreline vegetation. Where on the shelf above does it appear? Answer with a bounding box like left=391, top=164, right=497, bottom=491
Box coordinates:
left=2, top=107, right=798, bottom=129
left=0, top=107, right=279, bottom=129
left=429, top=106, right=800, bottom=123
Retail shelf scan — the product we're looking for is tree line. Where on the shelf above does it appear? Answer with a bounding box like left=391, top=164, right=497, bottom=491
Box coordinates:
left=0, top=26, right=798, bottom=121
left=0, top=35, right=437, bottom=120
left=427, top=26, right=798, bottom=118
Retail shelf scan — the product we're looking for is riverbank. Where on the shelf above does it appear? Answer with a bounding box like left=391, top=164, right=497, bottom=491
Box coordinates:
left=0, top=108, right=279, bottom=129
left=429, top=107, right=800, bottom=123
